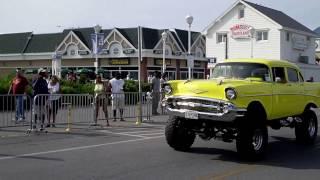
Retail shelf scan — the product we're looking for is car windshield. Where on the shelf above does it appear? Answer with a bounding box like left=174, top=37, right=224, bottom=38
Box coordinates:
left=212, top=62, right=271, bottom=82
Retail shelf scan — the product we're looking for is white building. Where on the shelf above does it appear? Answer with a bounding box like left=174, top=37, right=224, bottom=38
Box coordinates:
left=204, top=0, right=320, bottom=81
left=315, top=27, right=320, bottom=63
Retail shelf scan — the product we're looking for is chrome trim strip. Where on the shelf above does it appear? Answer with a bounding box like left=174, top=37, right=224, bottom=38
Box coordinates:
left=176, top=101, right=218, bottom=109
left=167, top=96, right=228, bottom=103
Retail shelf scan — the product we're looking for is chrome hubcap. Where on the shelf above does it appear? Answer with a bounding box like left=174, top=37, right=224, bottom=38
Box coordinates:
left=308, top=118, right=316, bottom=137
left=252, top=130, right=263, bottom=151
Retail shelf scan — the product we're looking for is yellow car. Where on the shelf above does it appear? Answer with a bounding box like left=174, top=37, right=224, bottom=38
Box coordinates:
left=163, top=58, right=320, bottom=159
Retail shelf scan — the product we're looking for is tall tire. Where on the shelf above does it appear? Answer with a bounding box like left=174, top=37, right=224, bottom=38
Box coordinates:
left=236, top=106, right=268, bottom=160
left=295, top=109, right=318, bottom=144
left=165, top=116, right=195, bottom=151
left=236, top=124, right=268, bottom=160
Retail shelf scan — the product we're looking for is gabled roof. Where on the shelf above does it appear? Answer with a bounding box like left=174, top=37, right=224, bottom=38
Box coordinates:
left=314, top=27, right=320, bottom=36
left=204, top=0, right=317, bottom=36
left=141, top=27, right=162, bottom=49
left=62, top=27, right=96, bottom=49
left=0, top=27, right=203, bottom=55
left=0, top=32, right=32, bottom=54
left=242, top=1, right=316, bottom=35
left=24, top=33, right=63, bottom=53
left=174, top=29, right=200, bottom=52
left=116, top=28, right=139, bottom=49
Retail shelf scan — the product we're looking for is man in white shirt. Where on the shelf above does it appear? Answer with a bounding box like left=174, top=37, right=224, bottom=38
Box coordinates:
left=109, top=72, right=125, bottom=121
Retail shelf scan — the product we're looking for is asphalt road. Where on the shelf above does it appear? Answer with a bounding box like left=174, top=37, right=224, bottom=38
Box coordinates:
left=0, top=119, right=320, bottom=180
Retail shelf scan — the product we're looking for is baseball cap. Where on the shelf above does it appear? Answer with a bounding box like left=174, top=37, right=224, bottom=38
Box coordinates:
left=38, top=68, right=47, bottom=74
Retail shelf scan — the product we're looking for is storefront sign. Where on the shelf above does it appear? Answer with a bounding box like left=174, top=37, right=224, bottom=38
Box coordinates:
left=100, top=49, right=109, bottom=55
left=153, top=49, right=169, bottom=55
left=230, top=24, right=252, bottom=39
left=173, top=51, right=182, bottom=56
left=154, top=59, right=171, bottom=66
left=110, top=59, right=130, bottom=65
left=292, top=34, right=308, bottom=51
left=78, top=50, right=89, bottom=55
left=123, top=49, right=135, bottom=54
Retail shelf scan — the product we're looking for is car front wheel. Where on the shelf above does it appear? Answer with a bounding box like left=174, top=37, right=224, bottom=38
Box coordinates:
left=165, top=116, right=195, bottom=151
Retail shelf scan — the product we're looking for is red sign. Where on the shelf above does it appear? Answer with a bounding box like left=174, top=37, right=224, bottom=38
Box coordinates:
left=230, top=24, right=252, bottom=39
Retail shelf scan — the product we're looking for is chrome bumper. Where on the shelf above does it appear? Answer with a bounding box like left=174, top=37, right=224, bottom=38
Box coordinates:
left=163, top=96, right=246, bottom=122
left=166, top=107, right=246, bottom=122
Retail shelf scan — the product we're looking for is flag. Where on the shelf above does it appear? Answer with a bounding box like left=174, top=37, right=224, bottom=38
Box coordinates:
left=91, top=33, right=105, bottom=55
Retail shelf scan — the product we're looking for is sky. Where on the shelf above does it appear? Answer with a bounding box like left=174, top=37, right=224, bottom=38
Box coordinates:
left=0, top=0, right=319, bottom=34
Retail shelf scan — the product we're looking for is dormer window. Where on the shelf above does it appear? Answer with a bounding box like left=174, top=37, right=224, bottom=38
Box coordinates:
left=239, top=7, right=245, bottom=19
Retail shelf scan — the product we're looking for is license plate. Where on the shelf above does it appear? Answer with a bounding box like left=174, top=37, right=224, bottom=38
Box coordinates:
left=185, top=111, right=198, bottom=119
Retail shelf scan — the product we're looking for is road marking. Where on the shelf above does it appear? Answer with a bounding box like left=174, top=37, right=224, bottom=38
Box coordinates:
left=0, top=135, right=164, bottom=161
left=198, top=165, right=258, bottom=180
left=112, top=133, right=147, bottom=138
left=116, top=130, right=163, bottom=134
left=138, top=132, right=164, bottom=136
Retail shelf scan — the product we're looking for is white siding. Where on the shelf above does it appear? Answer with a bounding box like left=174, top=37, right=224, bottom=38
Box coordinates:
left=206, top=4, right=281, bottom=62
left=280, top=31, right=316, bottom=64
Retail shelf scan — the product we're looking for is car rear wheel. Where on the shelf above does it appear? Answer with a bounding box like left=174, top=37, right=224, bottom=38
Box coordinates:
left=295, top=109, right=318, bottom=144
left=165, top=116, right=195, bottom=151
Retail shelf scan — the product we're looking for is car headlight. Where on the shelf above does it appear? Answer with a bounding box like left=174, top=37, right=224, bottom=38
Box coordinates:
left=164, top=85, right=172, bottom=95
left=225, top=88, right=237, bottom=100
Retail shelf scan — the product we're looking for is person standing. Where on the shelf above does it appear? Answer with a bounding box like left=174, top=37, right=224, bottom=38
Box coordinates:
left=151, top=71, right=161, bottom=115
left=9, top=68, right=29, bottom=122
left=47, top=75, right=60, bottom=128
left=32, top=68, right=49, bottom=130
left=94, top=75, right=109, bottom=126
left=109, top=72, right=125, bottom=121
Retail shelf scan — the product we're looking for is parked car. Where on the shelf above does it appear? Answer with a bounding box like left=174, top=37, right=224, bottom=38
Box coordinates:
left=162, top=58, right=320, bottom=159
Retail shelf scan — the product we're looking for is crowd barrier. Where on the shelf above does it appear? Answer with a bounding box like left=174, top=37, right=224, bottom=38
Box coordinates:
left=0, top=92, right=166, bottom=129
left=0, top=94, right=32, bottom=127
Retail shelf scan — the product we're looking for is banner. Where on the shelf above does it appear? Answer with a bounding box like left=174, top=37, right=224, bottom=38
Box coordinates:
left=91, top=33, right=105, bottom=55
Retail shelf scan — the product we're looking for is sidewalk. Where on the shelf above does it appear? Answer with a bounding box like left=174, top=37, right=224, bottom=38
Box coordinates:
left=0, top=115, right=168, bottom=138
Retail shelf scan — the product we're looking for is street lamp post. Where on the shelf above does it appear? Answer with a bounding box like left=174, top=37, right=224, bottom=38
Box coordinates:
left=94, top=24, right=102, bottom=75
left=161, top=31, right=167, bottom=74
left=249, top=27, right=255, bottom=58
left=186, top=15, right=193, bottom=80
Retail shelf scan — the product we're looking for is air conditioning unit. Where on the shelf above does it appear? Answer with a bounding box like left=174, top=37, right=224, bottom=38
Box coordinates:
left=299, top=56, right=309, bottom=64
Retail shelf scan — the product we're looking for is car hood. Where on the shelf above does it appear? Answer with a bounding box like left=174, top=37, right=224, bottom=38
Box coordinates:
left=168, top=78, right=268, bottom=100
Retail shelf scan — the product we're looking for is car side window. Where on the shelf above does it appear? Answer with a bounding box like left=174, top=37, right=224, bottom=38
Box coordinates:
left=287, top=68, right=299, bottom=82
left=272, top=67, right=286, bottom=83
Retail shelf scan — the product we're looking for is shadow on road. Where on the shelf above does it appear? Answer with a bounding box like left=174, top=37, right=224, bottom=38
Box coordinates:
left=188, top=136, right=320, bottom=170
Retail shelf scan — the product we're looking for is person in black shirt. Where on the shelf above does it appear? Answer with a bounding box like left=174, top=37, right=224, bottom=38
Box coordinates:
left=32, top=68, right=49, bottom=130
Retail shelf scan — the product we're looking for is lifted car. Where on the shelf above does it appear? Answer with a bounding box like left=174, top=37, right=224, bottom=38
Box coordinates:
left=162, top=59, right=320, bottom=159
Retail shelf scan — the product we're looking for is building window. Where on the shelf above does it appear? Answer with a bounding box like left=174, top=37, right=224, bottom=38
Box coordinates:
left=239, top=8, right=245, bottom=19
left=217, top=33, right=227, bottom=43
left=307, top=36, right=310, bottom=41
left=113, top=47, right=119, bottom=55
left=70, top=50, right=76, bottom=56
left=286, top=32, right=290, bottom=41
left=256, top=31, right=268, bottom=41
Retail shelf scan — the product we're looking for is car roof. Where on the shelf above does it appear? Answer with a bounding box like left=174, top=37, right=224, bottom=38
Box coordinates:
left=221, top=58, right=299, bottom=69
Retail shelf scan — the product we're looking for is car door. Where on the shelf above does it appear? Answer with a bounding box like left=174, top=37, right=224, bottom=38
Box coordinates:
left=286, top=67, right=305, bottom=115
left=271, top=67, right=293, bottom=119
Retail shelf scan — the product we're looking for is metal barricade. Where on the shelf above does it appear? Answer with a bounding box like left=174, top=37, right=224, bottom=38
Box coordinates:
left=32, top=94, right=95, bottom=129
left=0, top=94, right=32, bottom=128
left=95, top=92, right=166, bottom=122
